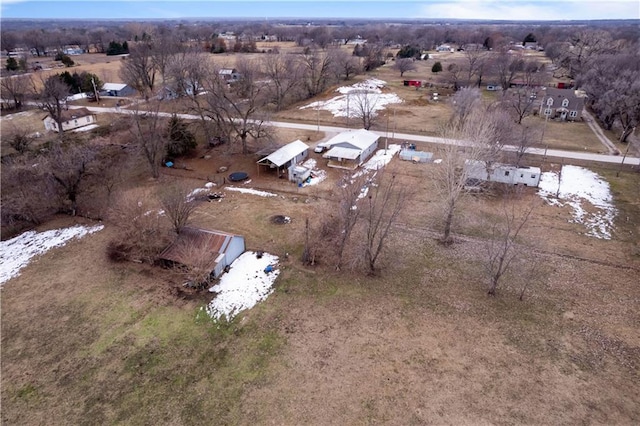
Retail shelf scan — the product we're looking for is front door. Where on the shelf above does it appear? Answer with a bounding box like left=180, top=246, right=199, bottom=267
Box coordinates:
left=560, top=111, right=567, bottom=120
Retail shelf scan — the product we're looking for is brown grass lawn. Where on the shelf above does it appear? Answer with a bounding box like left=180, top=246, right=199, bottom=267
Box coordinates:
left=2, top=137, right=640, bottom=424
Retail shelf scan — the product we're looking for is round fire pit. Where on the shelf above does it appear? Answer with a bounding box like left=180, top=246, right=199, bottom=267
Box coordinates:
left=228, top=171, right=249, bottom=182
left=271, top=215, right=291, bottom=225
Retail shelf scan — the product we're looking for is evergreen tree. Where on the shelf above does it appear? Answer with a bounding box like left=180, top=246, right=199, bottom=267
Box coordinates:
left=166, top=115, right=197, bottom=158
left=5, top=57, right=18, bottom=71
left=431, top=61, right=443, bottom=73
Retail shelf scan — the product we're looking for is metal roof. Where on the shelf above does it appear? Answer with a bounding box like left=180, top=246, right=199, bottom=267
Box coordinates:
left=258, top=140, right=309, bottom=167
left=323, top=146, right=361, bottom=160
left=102, top=83, right=128, bottom=91
left=159, top=227, right=240, bottom=271
left=320, top=129, right=379, bottom=151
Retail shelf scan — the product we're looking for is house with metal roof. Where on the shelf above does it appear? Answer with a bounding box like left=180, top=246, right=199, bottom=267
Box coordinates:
left=320, top=129, right=380, bottom=169
left=159, top=227, right=245, bottom=280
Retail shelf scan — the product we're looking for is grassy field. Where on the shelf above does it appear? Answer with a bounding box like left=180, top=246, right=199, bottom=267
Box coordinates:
left=2, top=148, right=640, bottom=424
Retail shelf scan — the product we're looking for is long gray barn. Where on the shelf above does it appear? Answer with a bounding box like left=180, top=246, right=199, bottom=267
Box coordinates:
left=465, top=160, right=541, bottom=187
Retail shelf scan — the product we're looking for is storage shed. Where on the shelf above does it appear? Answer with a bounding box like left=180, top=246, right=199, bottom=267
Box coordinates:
left=159, top=227, right=245, bottom=280
left=257, top=139, right=310, bottom=179
left=100, top=83, right=136, bottom=97
left=465, top=160, right=541, bottom=187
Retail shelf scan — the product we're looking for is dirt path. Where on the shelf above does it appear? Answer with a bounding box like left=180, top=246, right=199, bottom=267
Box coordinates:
left=582, top=108, right=620, bottom=155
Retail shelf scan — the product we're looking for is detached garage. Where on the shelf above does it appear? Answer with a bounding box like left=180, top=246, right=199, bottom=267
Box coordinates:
left=100, top=82, right=136, bottom=97
left=159, top=227, right=245, bottom=280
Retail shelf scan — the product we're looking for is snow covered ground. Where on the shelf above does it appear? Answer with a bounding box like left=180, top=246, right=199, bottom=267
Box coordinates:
left=0, top=224, right=104, bottom=286
left=300, top=158, right=328, bottom=187
left=537, top=165, right=616, bottom=239
left=300, top=78, right=402, bottom=118
left=207, top=251, right=280, bottom=321
left=225, top=186, right=278, bottom=197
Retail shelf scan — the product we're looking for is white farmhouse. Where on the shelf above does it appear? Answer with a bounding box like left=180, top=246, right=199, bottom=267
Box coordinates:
left=42, top=108, right=98, bottom=133
left=320, top=129, right=380, bottom=170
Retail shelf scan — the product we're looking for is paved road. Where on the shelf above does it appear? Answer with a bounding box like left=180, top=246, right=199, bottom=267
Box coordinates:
left=73, top=104, right=640, bottom=167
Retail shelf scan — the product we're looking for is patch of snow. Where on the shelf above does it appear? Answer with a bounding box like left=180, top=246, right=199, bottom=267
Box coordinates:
left=300, top=158, right=328, bottom=187
left=0, top=224, right=104, bottom=286
left=187, top=187, right=209, bottom=201
left=243, top=179, right=252, bottom=185
left=537, top=165, right=616, bottom=239
left=225, top=187, right=278, bottom=197
left=433, top=159, right=443, bottom=164
left=300, top=78, right=402, bottom=118
left=207, top=251, right=280, bottom=321
left=205, top=182, right=215, bottom=188
left=362, top=144, right=402, bottom=171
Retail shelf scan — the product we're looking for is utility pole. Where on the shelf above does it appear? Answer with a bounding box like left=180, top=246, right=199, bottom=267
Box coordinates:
left=91, top=77, right=100, bottom=102
left=541, top=111, right=549, bottom=164
left=617, top=126, right=635, bottom=177
left=346, top=92, right=350, bottom=129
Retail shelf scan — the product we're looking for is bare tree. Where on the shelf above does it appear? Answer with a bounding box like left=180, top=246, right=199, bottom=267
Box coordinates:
left=129, top=102, right=168, bottom=178
left=35, top=75, right=70, bottom=140
left=361, top=171, right=407, bottom=274
left=170, top=235, right=218, bottom=288
left=261, top=52, right=303, bottom=111
left=1, top=73, right=32, bottom=110
left=202, top=58, right=271, bottom=154
left=300, top=48, right=334, bottom=98
left=447, top=63, right=463, bottom=91
left=335, top=171, right=370, bottom=270
left=107, top=190, right=170, bottom=263
left=329, top=48, right=361, bottom=81
left=393, top=58, right=417, bottom=77
left=158, top=182, right=200, bottom=234
left=1, top=155, right=57, bottom=230
left=492, top=51, right=523, bottom=92
left=485, top=188, right=537, bottom=296
left=350, top=89, right=380, bottom=130
left=434, top=108, right=504, bottom=243
left=5, top=123, right=36, bottom=154
left=46, top=142, right=99, bottom=216
left=450, top=87, right=482, bottom=127
left=120, top=42, right=157, bottom=99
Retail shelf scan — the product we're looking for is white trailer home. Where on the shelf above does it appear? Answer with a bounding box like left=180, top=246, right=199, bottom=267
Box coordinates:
left=464, top=160, right=541, bottom=187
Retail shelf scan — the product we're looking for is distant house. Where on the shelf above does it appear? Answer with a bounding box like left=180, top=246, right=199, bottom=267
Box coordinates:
left=465, top=160, right=541, bottom=187
left=436, top=44, right=454, bottom=52
left=100, top=83, right=136, bottom=97
left=218, top=68, right=241, bottom=82
left=538, top=88, right=585, bottom=121
left=63, top=46, right=84, bottom=55
left=42, top=107, right=97, bottom=133
left=159, top=227, right=245, bottom=280
left=257, top=139, right=310, bottom=182
left=321, top=129, right=380, bottom=169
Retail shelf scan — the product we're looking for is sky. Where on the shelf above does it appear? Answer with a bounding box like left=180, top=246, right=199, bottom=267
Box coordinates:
left=0, top=0, right=638, bottom=21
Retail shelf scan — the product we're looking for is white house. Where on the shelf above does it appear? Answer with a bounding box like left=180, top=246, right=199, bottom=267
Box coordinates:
left=257, top=139, right=310, bottom=181
left=321, top=129, right=380, bottom=169
left=436, top=44, right=455, bottom=52
left=465, top=160, right=541, bottom=187
left=159, top=227, right=245, bottom=280
left=42, top=108, right=97, bottom=133
left=219, top=68, right=241, bottom=82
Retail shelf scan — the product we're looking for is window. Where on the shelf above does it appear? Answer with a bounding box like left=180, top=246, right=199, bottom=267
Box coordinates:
left=504, top=171, right=510, bottom=176
left=74, top=119, right=78, bottom=125
left=531, top=175, right=536, bottom=179
left=569, top=111, right=577, bottom=117
left=544, top=108, right=552, bottom=116
left=546, top=97, right=554, bottom=106
left=520, top=174, right=524, bottom=178
left=86, top=117, right=90, bottom=123
left=562, top=98, right=569, bottom=107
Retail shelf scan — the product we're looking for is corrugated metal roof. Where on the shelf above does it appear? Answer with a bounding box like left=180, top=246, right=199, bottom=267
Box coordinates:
left=321, top=129, right=379, bottom=151
left=159, top=227, right=239, bottom=271
left=258, top=140, right=309, bottom=167
left=323, top=146, right=361, bottom=160
left=102, top=83, right=128, bottom=91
